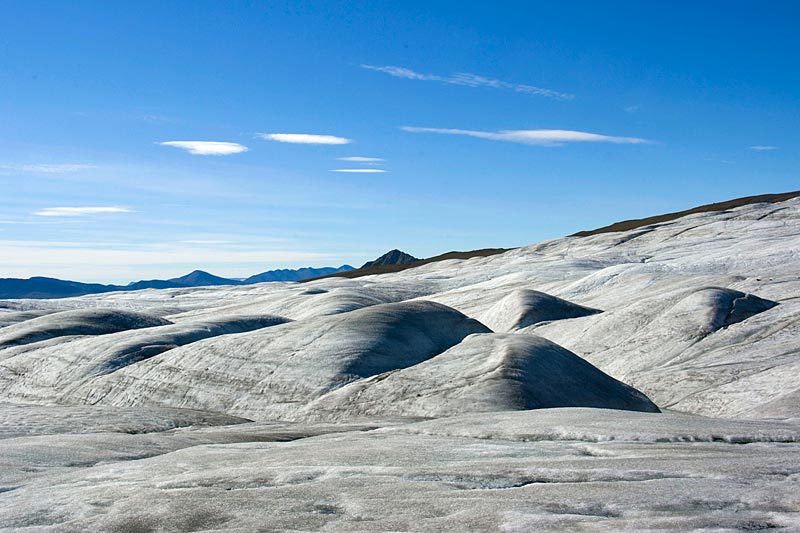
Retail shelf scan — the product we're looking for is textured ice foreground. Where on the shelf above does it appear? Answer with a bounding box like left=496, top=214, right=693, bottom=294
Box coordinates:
left=2, top=197, right=800, bottom=529
left=1, top=405, right=799, bottom=531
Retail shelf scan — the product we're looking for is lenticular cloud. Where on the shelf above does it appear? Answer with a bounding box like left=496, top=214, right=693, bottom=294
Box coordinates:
left=401, top=126, right=651, bottom=146
left=33, top=207, right=133, bottom=217
left=159, top=141, right=249, bottom=155
left=257, top=133, right=352, bottom=145
left=331, top=169, right=387, bottom=173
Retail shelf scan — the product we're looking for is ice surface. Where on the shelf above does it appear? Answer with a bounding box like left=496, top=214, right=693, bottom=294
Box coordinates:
left=1, top=407, right=799, bottom=531
left=2, top=197, right=800, bottom=529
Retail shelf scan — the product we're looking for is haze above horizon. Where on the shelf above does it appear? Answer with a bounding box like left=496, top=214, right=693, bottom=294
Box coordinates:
left=1, top=1, right=797, bottom=283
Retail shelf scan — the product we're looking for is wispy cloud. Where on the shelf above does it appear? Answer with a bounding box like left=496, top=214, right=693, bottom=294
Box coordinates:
left=749, top=145, right=779, bottom=151
left=624, top=105, right=640, bottom=113
left=331, top=169, right=387, bottom=173
left=139, top=113, right=178, bottom=123
left=337, top=156, right=385, bottom=162
left=159, top=141, right=249, bottom=155
left=0, top=163, right=95, bottom=174
left=362, top=64, right=573, bottom=101
left=257, top=133, right=352, bottom=145
left=179, top=240, right=234, bottom=245
left=0, top=240, right=116, bottom=248
left=33, top=206, right=134, bottom=217
left=401, top=127, right=652, bottom=146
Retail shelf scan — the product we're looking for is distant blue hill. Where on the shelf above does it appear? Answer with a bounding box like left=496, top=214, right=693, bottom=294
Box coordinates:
left=244, top=265, right=354, bottom=283
left=0, top=277, right=121, bottom=300
left=0, top=265, right=355, bottom=299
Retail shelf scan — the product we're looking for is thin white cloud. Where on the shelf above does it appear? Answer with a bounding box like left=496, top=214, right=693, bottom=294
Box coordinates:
left=159, top=141, right=249, bottom=155
left=179, top=240, right=234, bottom=245
left=33, top=207, right=134, bottom=217
left=331, top=169, right=387, bottom=173
left=0, top=240, right=116, bottom=248
left=362, top=64, right=573, bottom=101
left=0, top=164, right=95, bottom=174
left=257, top=133, right=352, bottom=145
left=337, top=156, right=385, bottom=162
left=624, top=105, right=640, bottom=113
left=139, top=113, right=178, bottom=123
left=749, top=145, right=779, bottom=151
left=401, top=126, right=652, bottom=146
left=24, top=164, right=95, bottom=173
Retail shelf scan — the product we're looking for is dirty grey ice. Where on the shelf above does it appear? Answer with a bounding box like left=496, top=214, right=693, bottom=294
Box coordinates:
left=2, top=197, right=800, bottom=531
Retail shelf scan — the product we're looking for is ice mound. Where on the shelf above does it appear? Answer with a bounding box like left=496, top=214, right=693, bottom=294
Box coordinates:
left=665, top=287, right=777, bottom=336
left=0, top=308, right=171, bottom=349
left=0, top=310, right=57, bottom=328
left=0, top=314, right=291, bottom=403
left=289, top=287, right=391, bottom=319
left=479, top=289, right=601, bottom=332
left=304, top=333, right=659, bottom=419
left=535, top=285, right=783, bottom=410
left=166, top=284, right=396, bottom=323
left=88, top=315, right=293, bottom=375
left=68, top=301, right=491, bottom=419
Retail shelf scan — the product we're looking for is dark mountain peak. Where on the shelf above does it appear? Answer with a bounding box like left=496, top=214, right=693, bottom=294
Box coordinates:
left=168, top=270, right=240, bottom=286
left=361, top=250, right=419, bottom=269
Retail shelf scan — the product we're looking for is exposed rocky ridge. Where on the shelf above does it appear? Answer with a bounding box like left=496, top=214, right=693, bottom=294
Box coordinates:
left=571, top=190, right=800, bottom=237
left=304, top=191, right=800, bottom=283
left=303, top=247, right=511, bottom=282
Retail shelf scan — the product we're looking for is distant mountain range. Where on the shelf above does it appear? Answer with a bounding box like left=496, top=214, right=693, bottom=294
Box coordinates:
left=0, top=249, right=432, bottom=300
left=0, top=277, right=121, bottom=300
left=9, top=192, right=797, bottom=300
left=0, top=264, right=356, bottom=300
left=243, top=266, right=356, bottom=284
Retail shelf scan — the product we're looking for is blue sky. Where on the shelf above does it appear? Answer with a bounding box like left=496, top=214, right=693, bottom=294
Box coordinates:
left=1, top=1, right=797, bottom=283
